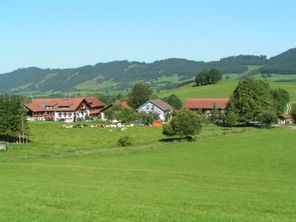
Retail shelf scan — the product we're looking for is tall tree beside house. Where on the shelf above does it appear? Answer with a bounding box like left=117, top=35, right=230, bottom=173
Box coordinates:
left=210, top=103, right=220, bottom=123
left=0, top=95, right=29, bottom=143
left=163, top=109, right=203, bottom=139
left=128, top=83, right=153, bottom=109
left=225, top=78, right=275, bottom=126
left=165, top=94, right=182, bottom=110
left=270, top=88, right=290, bottom=115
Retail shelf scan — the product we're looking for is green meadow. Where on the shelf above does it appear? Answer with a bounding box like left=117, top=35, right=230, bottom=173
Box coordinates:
left=159, top=79, right=296, bottom=103
left=1, top=77, right=296, bottom=222
left=0, top=121, right=240, bottom=158
left=0, top=122, right=296, bottom=222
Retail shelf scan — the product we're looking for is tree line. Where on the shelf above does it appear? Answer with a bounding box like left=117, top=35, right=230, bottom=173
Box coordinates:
left=195, top=69, right=223, bottom=86
left=0, top=95, right=29, bottom=143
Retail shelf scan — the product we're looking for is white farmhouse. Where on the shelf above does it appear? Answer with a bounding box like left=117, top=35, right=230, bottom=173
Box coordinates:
left=137, top=99, right=173, bottom=121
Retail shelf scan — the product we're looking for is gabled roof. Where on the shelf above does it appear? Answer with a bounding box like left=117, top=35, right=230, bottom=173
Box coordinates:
left=118, top=101, right=132, bottom=109
left=25, top=97, right=106, bottom=112
left=138, top=99, right=173, bottom=112
left=89, top=104, right=112, bottom=116
left=25, top=98, right=86, bottom=112
left=279, top=114, right=292, bottom=119
left=183, top=98, right=229, bottom=109
left=85, top=97, right=106, bottom=108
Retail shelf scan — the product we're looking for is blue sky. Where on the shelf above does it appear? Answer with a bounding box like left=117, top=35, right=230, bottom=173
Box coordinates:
left=0, top=0, right=295, bottom=73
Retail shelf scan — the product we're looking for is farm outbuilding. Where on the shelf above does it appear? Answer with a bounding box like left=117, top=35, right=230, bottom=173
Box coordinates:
left=182, top=98, right=229, bottom=116
left=278, top=114, right=293, bottom=124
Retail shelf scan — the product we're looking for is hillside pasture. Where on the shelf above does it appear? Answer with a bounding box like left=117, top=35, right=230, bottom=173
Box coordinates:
left=159, top=79, right=296, bottom=103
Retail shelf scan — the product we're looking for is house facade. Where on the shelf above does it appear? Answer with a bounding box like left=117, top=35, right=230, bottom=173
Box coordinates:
left=278, top=114, right=293, bottom=124
left=25, top=97, right=107, bottom=122
left=137, top=99, right=173, bottom=121
left=182, top=98, right=229, bottom=116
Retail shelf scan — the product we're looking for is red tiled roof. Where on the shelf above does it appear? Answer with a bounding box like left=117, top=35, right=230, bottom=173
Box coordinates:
left=279, top=114, right=292, bottom=119
left=182, top=98, right=229, bottom=109
left=89, top=109, right=104, bottom=116
left=85, top=97, right=105, bottom=108
left=25, top=97, right=106, bottom=112
left=118, top=101, right=132, bottom=109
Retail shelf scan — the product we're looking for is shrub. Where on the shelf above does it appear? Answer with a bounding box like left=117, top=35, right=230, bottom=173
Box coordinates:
left=257, top=111, right=277, bottom=127
left=137, top=112, right=159, bottom=125
left=162, top=124, right=175, bottom=136
left=224, top=112, right=238, bottom=127
left=117, top=136, right=133, bottom=147
left=115, top=108, right=137, bottom=124
left=163, top=109, right=203, bottom=138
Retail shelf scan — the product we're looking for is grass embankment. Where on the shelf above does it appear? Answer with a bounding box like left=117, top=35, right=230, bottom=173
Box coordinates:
left=0, top=126, right=296, bottom=221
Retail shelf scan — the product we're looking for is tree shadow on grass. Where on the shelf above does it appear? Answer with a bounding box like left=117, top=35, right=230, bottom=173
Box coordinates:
left=159, top=136, right=195, bottom=143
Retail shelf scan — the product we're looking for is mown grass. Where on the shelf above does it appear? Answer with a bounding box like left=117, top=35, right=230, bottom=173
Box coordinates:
left=0, top=127, right=296, bottom=221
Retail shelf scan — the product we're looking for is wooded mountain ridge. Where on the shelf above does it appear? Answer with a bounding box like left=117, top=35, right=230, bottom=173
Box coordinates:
left=0, top=48, right=295, bottom=95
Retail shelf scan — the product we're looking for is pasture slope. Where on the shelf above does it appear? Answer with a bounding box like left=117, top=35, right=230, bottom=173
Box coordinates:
left=0, top=122, right=296, bottom=221
left=159, top=78, right=296, bottom=103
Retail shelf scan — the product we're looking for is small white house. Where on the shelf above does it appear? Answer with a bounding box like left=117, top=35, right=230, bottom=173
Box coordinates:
left=137, top=99, right=173, bottom=121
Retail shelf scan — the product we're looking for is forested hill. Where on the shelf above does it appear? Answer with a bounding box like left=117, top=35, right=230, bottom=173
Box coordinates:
left=260, top=48, right=296, bottom=74
left=0, top=57, right=252, bottom=94
left=0, top=48, right=295, bottom=95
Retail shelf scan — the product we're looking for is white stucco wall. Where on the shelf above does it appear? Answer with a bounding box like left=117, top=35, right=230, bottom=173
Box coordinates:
left=137, top=101, right=166, bottom=120
left=54, top=110, right=89, bottom=122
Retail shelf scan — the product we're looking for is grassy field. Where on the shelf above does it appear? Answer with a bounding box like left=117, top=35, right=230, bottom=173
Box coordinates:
left=1, top=121, right=241, bottom=158
left=1, top=121, right=163, bottom=157
left=0, top=124, right=296, bottom=221
left=159, top=79, right=296, bottom=103
left=159, top=80, right=238, bottom=101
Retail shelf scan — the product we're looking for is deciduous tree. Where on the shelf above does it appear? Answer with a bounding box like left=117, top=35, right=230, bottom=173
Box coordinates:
left=128, top=83, right=152, bottom=109
left=225, top=78, right=274, bottom=125
left=163, top=109, right=203, bottom=138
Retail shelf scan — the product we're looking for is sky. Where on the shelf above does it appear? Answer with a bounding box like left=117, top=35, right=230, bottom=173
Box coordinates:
left=0, top=0, right=295, bottom=73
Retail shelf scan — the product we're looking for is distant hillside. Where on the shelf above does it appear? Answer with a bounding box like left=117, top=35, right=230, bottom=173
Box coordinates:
left=260, top=48, right=296, bottom=74
left=0, top=48, right=295, bottom=96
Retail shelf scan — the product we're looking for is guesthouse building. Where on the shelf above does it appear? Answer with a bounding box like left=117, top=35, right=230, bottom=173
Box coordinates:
left=25, top=97, right=107, bottom=122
